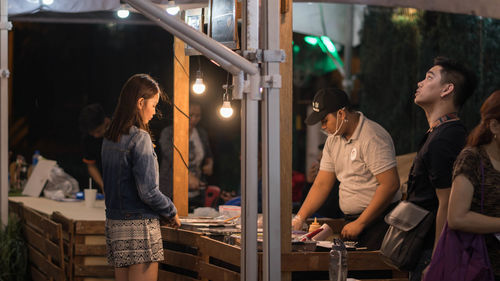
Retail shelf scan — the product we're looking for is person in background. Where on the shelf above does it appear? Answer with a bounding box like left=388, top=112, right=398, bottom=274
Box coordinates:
left=102, top=74, right=180, bottom=281
left=445, top=90, right=500, bottom=279
left=79, top=103, right=109, bottom=194
left=293, top=88, right=400, bottom=250
left=406, top=56, right=477, bottom=281
left=300, top=143, right=343, bottom=218
left=159, top=102, right=213, bottom=210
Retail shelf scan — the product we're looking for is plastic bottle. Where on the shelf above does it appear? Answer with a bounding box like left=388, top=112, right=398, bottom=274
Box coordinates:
left=329, top=238, right=347, bottom=281
left=32, top=150, right=40, bottom=166
left=308, top=217, right=321, bottom=233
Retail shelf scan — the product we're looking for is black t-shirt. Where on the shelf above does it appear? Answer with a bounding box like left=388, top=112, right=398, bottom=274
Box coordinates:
left=406, top=120, right=466, bottom=248
left=82, top=134, right=103, bottom=172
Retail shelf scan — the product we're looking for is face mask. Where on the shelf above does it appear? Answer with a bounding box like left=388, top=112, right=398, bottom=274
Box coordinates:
left=322, top=108, right=347, bottom=137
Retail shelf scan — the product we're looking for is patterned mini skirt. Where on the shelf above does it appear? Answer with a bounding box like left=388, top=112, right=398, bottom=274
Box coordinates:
left=105, top=218, right=164, bottom=268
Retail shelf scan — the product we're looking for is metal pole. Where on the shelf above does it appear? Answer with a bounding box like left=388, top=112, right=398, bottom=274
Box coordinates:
left=0, top=0, right=9, bottom=226
left=126, top=0, right=258, bottom=75
left=261, top=0, right=281, bottom=279
left=343, top=4, right=354, bottom=96
left=240, top=0, right=259, bottom=279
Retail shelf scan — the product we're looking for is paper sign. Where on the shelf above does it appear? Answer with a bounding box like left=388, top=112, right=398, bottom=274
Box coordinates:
left=22, top=158, right=57, bottom=197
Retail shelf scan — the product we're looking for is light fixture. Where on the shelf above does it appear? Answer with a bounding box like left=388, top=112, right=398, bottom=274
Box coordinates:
left=117, top=9, right=130, bottom=19
left=42, top=0, right=54, bottom=5
left=219, top=87, right=233, bottom=119
left=192, top=57, right=206, bottom=94
left=166, top=0, right=180, bottom=15
left=193, top=77, right=206, bottom=94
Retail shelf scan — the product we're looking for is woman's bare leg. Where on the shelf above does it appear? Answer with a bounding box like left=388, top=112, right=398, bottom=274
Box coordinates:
left=128, top=262, right=158, bottom=281
left=114, top=267, right=129, bottom=281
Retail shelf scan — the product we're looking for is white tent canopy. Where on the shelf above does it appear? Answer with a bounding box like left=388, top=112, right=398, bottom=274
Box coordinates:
left=293, top=3, right=365, bottom=46
left=8, top=0, right=120, bottom=16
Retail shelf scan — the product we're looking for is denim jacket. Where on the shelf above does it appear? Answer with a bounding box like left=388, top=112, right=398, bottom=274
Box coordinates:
left=102, top=126, right=177, bottom=220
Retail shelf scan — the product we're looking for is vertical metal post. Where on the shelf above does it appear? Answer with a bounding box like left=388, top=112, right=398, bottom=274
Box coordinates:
left=0, top=0, right=9, bottom=226
left=261, top=0, right=281, bottom=279
left=241, top=0, right=259, bottom=279
left=344, top=4, right=354, bottom=96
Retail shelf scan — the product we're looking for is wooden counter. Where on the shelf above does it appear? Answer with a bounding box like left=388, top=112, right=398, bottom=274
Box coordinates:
left=9, top=196, right=112, bottom=281
left=9, top=197, right=408, bottom=281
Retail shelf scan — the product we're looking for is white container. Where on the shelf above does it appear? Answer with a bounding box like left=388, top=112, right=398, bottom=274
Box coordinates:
left=84, top=189, right=97, bottom=208
left=219, top=205, right=241, bottom=218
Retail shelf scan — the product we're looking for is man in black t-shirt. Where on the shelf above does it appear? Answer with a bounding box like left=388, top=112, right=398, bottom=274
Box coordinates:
left=79, top=104, right=110, bottom=194
left=407, top=57, right=477, bottom=281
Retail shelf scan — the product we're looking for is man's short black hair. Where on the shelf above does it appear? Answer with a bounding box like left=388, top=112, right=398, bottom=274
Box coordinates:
left=79, top=103, right=106, bottom=133
left=433, top=56, right=477, bottom=109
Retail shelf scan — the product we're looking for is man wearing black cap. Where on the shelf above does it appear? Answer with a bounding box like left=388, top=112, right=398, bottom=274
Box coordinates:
left=292, top=88, right=400, bottom=250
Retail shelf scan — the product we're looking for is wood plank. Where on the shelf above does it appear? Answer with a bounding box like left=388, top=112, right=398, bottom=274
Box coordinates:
left=198, top=236, right=240, bottom=266
left=41, top=216, right=63, bottom=242
left=162, top=249, right=199, bottom=270
left=281, top=251, right=408, bottom=273
left=280, top=0, right=293, bottom=279
left=74, top=264, right=114, bottom=277
left=161, top=226, right=201, bottom=246
left=44, top=237, right=64, bottom=265
left=281, top=252, right=329, bottom=271
left=75, top=221, right=105, bottom=234
left=28, top=245, right=65, bottom=281
left=23, top=206, right=47, bottom=233
left=199, top=261, right=240, bottom=281
left=347, top=251, right=400, bottom=271
left=30, top=265, right=49, bottom=281
left=75, top=244, right=107, bottom=256
left=51, top=211, right=74, bottom=234
left=24, top=224, right=46, bottom=253
left=172, top=36, right=190, bottom=216
left=159, top=270, right=199, bottom=281
left=8, top=200, right=24, bottom=219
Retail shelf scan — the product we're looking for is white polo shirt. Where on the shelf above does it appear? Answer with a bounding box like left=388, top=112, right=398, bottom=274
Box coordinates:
left=320, top=112, right=400, bottom=215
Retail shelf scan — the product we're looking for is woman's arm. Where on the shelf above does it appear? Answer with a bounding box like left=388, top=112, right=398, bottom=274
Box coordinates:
left=447, top=174, right=500, bottom=233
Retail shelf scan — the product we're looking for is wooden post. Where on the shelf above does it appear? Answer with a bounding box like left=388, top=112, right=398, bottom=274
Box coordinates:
left=173, top=37, right=190, bottom=216
left=280, top=0, right=293, bottom=280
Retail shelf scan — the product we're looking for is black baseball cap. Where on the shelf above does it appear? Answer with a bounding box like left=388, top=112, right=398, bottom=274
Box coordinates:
left=304, top=88, right=350, bottom=125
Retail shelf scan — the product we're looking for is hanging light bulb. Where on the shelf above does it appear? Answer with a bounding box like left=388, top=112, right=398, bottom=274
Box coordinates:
left=192, top=70, right=206, bottom=94
left=166, top=0, right=180, bottom=15
left=117, top=9, right=130, bottom=19
left=219, top=89, right=233, bottom=118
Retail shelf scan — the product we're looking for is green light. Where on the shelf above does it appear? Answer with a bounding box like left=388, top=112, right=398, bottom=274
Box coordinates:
left=293, top=45, right=300, bottom=53
left=304, top=36, right=318, bottom=46
left=320, top=36, right=337, bottom=53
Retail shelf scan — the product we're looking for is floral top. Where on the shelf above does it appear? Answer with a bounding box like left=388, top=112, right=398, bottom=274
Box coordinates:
left=452, top=146, right=500, bottom=276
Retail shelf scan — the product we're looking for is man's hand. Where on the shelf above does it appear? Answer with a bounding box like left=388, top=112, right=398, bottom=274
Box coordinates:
left=292, top=215, right=306, bottom=231
left=341, top=219, right=365, bottom=240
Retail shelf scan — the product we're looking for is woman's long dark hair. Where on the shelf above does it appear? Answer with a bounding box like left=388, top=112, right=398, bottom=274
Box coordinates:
left=105, top=74, right=163, bottom=142
left=467, top=90, right=500, bottom=147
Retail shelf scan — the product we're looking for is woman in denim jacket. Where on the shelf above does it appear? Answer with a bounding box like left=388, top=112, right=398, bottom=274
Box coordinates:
left=102, top=74, right=180, bottom=281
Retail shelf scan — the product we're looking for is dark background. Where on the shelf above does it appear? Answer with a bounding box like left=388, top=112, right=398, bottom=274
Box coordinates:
left=8, top=7, right=500, bottom=193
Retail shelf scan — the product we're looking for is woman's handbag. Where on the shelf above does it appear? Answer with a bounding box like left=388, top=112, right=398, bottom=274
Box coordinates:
left=379, top=200, right=434, bottom=270
left=423, top=159, right=495, bottom=281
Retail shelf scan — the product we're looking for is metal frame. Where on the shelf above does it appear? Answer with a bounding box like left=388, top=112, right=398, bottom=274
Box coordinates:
left=0, top=0, right=9, bottom=226
left=126, top=0, right=258, bottom=76
left=239, top=0, right=260, bottom=279
left=260, top=0, right=281, bottom=279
